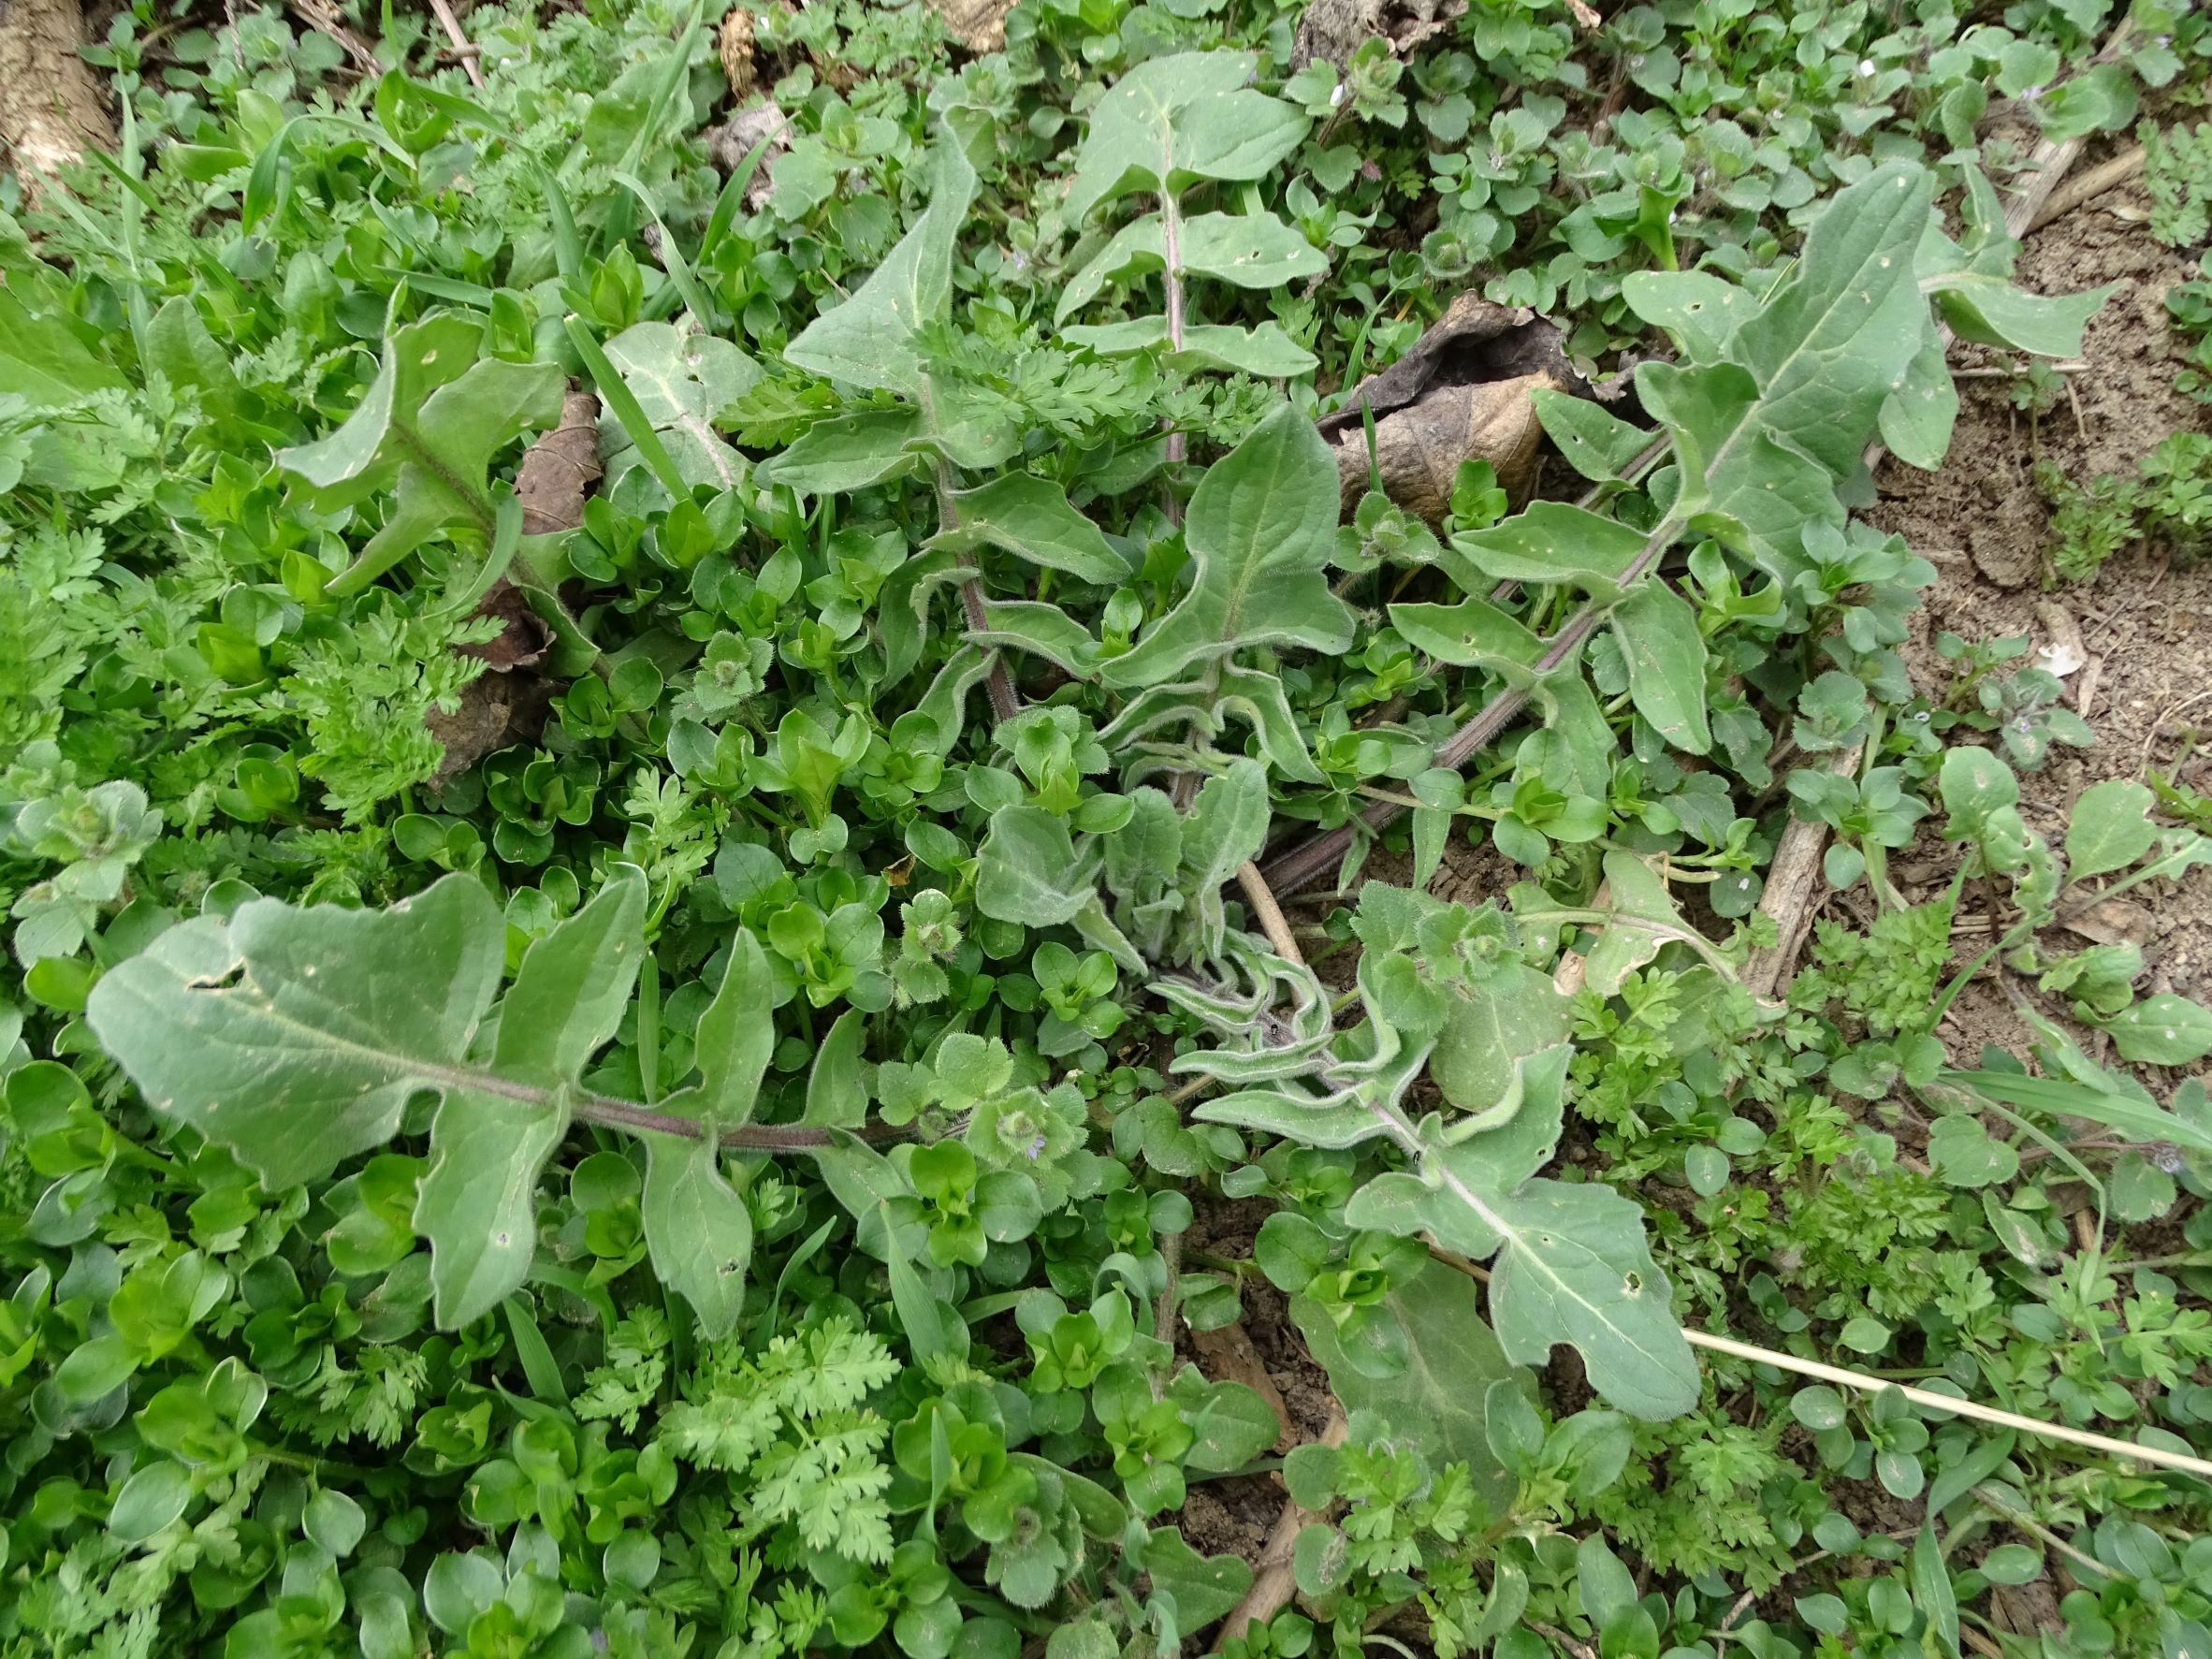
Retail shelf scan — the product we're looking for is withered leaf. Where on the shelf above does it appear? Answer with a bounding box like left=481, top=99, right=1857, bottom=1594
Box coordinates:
left=1329, top=371, right=1557, bottom=523
left=516, top=386, right=603, bottom=537
left=427, top=579, right=555, bottom=783
left=1319, top=296, right=1585, bottom=523
left=932, top=0, right=1014, bottom=51
left=706, top=103, right=793, bottom=211
left=1291, top=0, right=1468, bottom=69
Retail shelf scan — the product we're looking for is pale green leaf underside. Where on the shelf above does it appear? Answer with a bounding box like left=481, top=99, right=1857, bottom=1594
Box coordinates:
left=415, top=870, right=648, bottom=1326
left=783, top=143, right=976, bottom=399
left=85, top=874, right=504, bottom=1190
left=417, top=1089, right=571, bottom=1328
left=642, top=1130, right=755, bottom=1338
left=1297, top=1266, right=1517, bottom=1512
left=937, top=472, right=1127, bottom=585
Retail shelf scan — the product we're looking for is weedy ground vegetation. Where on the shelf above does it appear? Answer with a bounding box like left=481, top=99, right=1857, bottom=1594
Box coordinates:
left=2, top=0, right=2211, bottom=1654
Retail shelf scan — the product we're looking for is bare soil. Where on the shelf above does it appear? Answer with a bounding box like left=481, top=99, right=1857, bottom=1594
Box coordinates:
left=1868, top=183, right=2212, bottom=1073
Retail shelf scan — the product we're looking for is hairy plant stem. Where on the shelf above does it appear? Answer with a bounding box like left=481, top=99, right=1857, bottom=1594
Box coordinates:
left=401, top=1055, right=873, bottom=1152
left=1263, top=510, right=1685, bottom=895
left=933, top=452, right=1022, bottom=723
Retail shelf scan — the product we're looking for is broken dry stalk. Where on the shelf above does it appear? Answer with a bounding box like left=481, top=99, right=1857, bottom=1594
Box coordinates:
left=1430, top=1244, right=2212, bottom=1480
left=1743, top=744, right=1861, bottom=998
left=2030, top=146, right=2147, bottom=231
left=1211, top=1406, right=1351, bottom=1650
left=426, top=0, right=488, bottom=87
left=1237, top=860, right=1305, bottom=968
left=1263, top=511, right=1682, bottom=895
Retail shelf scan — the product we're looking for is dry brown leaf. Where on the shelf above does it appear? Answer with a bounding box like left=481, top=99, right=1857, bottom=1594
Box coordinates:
left=1329, top=371, right=1558, bottom=522
left=458, top=580, right=553, bottom=675
left=2060, top=897, right=2156, bottom=949
left=427, top=581, right=556, bottom=784
left=1189, top=1322, right=1294, bottom=1452
left=932, top=0, right=1014, bottom=51
left=706, top=102, right=793, bottom=211
left=1291, top=0, right=1467, bottom=68
left=517, top=387, right=603, bottom=537
left=1318, top=295, right=1574, bottom=522
left=717, top=5, right=756, bottom=95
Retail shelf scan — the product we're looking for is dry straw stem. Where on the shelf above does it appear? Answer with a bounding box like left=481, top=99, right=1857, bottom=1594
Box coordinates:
left=1743, top=744, right=1862, bottom=998
left=1687, top=1332, right=2212, bottom=1481
left=2029, top=145, right=2147, bottom=231
left=1237, top=860, right=1306, bottom=968
left=285, top=0, right=385, bottom=76
left=1429, top=1248, right=2212, bottom=1481
left=428, top=0, right=488, bottom=89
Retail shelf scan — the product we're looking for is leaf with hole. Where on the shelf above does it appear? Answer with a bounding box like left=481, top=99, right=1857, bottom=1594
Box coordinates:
left=85, top=873, right=505, bottom=1189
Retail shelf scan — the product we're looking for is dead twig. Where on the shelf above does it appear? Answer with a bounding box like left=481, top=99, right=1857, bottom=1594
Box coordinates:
left=284, top=0, right=383, bottom=75
left=2001, top=18, right=2134, bottom=240
left=427, top=0, right=488, bottom=89
left=2029, top=143, right=2149, bottom=231
left=1237, top=860, right=1306, bottom=968
left=1211, top=1407, right=1350, bottom=1651
left=1952, top=359, right=2088, bottom=379
left=1742, top=745, right=1861, bottom=998
left=1528, top=1623, right=1599, bottom=1659
left=1190, top=1321, right=1296, bottom=1452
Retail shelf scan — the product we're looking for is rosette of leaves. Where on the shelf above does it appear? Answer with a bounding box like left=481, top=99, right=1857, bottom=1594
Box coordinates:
left=1054, top=51, right=1327, bottom=377
left=1177, top=880, right=1702, bottom=1421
